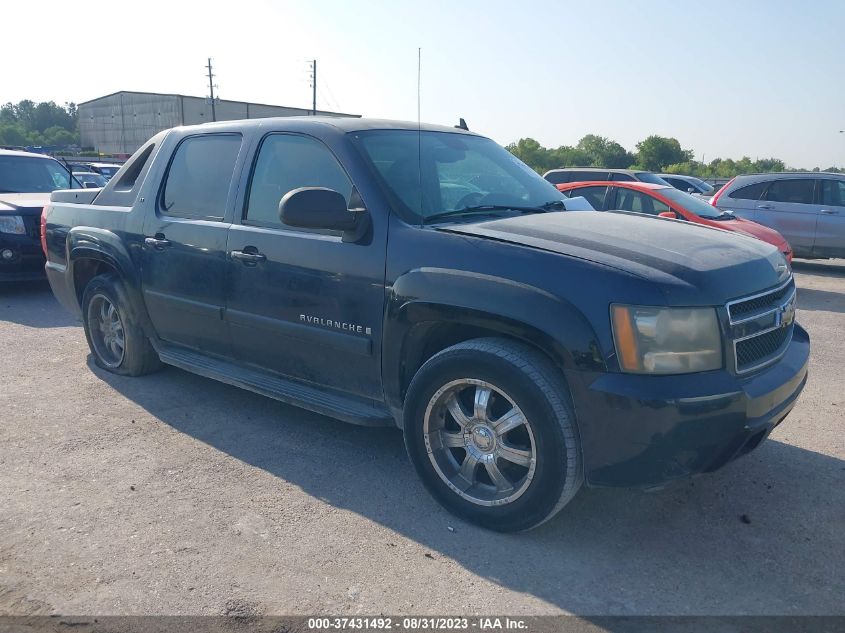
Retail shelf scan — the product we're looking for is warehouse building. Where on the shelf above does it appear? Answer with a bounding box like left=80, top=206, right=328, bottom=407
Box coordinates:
left=78, top=90, right=358, bottom=155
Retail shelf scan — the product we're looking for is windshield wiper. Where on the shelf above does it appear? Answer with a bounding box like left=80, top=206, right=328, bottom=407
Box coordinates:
left=423, top=200, right=565, bottom=224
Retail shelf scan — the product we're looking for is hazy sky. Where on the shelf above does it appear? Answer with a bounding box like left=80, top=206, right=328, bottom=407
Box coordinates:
left=4, top=0, right=844, bottom=167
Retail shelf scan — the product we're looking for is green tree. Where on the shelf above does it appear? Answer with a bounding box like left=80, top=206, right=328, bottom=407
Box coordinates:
left=575, top=134, right=634, bottom=168
left=634, top=135, right=693, bottom=171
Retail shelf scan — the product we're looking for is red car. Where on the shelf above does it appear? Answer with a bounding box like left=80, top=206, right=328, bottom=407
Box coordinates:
left=556, top=181, right=793, bottom=261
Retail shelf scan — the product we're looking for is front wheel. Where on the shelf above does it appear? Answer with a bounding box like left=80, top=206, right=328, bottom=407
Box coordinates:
left=404, top=338, right=582, bottom=532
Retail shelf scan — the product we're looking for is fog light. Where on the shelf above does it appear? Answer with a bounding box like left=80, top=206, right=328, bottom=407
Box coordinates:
left=1, top=249, right=14, bottom=260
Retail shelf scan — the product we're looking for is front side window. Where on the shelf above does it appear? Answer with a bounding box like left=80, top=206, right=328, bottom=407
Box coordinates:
left=820, top=179, right=845, bottom=207
left=245, top=134, right=353, bottom=228
left=614, top=188, right=671, bottom=215
left=0, top=156, right=74, bottom=193
left=763, top=179, right=815, bottom=205
left=161, top=134, right=242, bottom=220
left=611, top=172, right=636, bottom=182
left=354, top=130, right=563, bottom=223
left=658, top=187, right=721, bottom=219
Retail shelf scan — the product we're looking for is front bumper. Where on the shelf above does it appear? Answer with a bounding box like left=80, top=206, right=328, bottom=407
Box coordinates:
left=0, top=232, right=45, bottom=282
left=565, top=324, right=810, bottom=488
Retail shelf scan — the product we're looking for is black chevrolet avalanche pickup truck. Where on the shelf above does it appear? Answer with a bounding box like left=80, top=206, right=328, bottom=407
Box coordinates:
left=42, top=118, right=809, bottom=531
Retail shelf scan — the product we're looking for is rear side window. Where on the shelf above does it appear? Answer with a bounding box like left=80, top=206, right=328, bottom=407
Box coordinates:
left=161, top=134, right=242, bottom=220
left=114, top=143, right=155, bottom=190
left=244, top=133, right=352, bottom=229
left=570, top=185, right=608, bottom=210
left=570, top=171, right=608, bottom=182
left=820, top=179, right=845, bottom=207
left=730, top=182, right=767, bottom=200
left=763, top=179, right=815, bottom=205
left=544, top=171, right=569, bottom=185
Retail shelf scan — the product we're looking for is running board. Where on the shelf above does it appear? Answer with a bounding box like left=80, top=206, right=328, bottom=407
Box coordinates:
left=157, top=346, right=396, bottom=428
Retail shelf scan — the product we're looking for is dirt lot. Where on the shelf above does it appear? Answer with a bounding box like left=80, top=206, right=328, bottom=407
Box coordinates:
left=1, top=261, right=844, bottom=617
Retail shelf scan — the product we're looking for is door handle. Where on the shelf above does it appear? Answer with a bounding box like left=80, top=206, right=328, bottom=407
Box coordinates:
left=756, top=204, right=774, bottom=210
left=820, top=209, right=839, bottom=215
left=231, top=249, right=267, bottom=264
left=144, top=236, right=170, bottom=249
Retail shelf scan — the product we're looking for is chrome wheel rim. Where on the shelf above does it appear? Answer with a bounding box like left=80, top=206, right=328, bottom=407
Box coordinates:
left=87, top=294, right=125, bottom=368
left=423, top=379, right=536, bottom=507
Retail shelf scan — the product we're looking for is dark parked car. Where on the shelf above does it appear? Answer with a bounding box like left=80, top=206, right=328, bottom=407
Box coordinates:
left=543, top=167, right=670, bottom=186
left=73, top=172, right=108, bottom=188
left=0, top=149, right=80, bottom=281
left=712, top=172, right=845, bottom=259
left=43, top=118, right=808, bottom=531
left=67, top=162, right=122, bottom=181
left=658, top=173, right=715, bottom=196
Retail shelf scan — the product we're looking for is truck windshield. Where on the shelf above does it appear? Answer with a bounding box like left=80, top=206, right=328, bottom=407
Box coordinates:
left=353, top=130, right=565, bottom=224
left=0, top=156, right=75, bottom=193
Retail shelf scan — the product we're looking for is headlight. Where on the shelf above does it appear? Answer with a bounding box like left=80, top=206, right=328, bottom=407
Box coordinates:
left=611, top=305, right=722, bottom=374
left=0, top=215, right=26, bottom=235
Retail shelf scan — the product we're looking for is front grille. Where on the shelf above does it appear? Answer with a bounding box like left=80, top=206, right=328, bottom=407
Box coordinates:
left=727, top=277, right=796, bottom=373
left=735, top=326, right=791, bottom=370
left=729, top=278, right=794, bottom=320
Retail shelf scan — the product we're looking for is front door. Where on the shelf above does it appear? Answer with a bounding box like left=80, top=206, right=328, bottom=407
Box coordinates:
left=815, top=178, right=845, bottom=258
left=141, top=133, right=243, bottom=357
left=755, top=178, right=819, bottom=256
left=224, top=132, right=386, bottom=400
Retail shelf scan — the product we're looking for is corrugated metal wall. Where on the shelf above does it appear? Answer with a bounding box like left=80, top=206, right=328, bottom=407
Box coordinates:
left=79, top=92, right=356, bottom=155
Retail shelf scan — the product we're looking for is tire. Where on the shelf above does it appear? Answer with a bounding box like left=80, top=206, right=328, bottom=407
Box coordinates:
left=403, top=338, right=582, bottom=532
left=81, top=273, right=162, bottom=376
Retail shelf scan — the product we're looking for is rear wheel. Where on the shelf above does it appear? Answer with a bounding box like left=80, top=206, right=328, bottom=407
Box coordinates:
left=404, top=338, right=582, bottom=532
left=82, top=274, right=161, bottom=376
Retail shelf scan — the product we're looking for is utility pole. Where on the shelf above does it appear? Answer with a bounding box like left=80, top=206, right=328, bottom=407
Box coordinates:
left=206, top=58, right=217, bottom=122
left=310, top=60, right=317, bottom=115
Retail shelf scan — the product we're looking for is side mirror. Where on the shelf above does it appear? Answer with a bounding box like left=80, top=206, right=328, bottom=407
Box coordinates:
left=658, top=211, right=678, bottom=219
left=687, top=187, right=696, bottom=194
left=83, top=181, right=100, bottom=189
left=279, top=187, right=368, bottom=239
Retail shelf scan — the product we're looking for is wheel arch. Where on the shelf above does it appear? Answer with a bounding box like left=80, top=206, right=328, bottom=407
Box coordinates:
left=67, top=228, right=154, bottom=337
left=383, top=268, right=606, bottom=421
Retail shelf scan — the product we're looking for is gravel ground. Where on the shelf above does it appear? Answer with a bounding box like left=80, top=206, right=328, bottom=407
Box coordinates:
left=1, top=260, right=843, bottom=617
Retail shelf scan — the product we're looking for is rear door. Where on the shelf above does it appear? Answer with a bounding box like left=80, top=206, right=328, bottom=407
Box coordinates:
left=755, top=178, right=819, bottom=256
left=224, top=132, right=386, bottom=400
left=815, top=178, right=845, bottom=257
left=141, top=133, right=244, bottom=357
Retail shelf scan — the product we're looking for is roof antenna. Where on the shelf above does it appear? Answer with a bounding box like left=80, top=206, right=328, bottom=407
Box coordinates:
left=417, top=47, right=423, bottom=228
left=455, top=118, right=469, bottom=131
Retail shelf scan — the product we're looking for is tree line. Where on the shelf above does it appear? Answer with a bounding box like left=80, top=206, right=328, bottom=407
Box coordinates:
left=506, top=134, right=842, bottom=178
left=0, top=100, right=80, bottom=148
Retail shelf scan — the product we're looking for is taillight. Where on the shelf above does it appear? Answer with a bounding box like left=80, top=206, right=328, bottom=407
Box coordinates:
left=40, top=206, right=48, bottom=257
left=710, top=177, right=735, bottom=208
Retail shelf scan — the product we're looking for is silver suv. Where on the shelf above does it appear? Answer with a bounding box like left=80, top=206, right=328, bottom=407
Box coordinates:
left=712, top=173, right=845, bottom=259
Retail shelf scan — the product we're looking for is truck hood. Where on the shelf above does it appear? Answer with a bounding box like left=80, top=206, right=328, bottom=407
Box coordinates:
left=0, top=193, right=50, bottom=216
left=440, top=211, right=790, bottom=305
